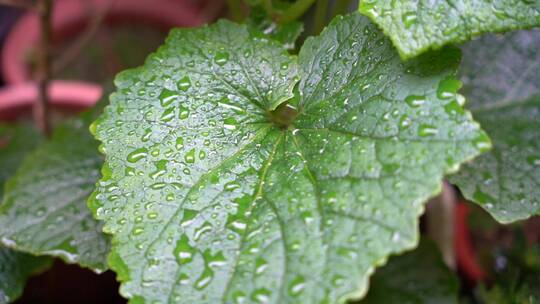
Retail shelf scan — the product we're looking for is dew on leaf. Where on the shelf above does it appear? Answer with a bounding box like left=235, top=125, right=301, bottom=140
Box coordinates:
left=179, top=105, right=190, bottom=120
left=405, top=95, right=425, bottom=107
left=437, top=78, right=461, bottom=99
left=185, top=149, right=196, bottom=163
left=159, top=88, right=178, bottom=107
left=418, top=124, right=439, bottom=137
left=173, top=235, right=196, bottom=265
left=127, top=148, right=148, bottom=163
left=177, top=76, right=191, bottom=92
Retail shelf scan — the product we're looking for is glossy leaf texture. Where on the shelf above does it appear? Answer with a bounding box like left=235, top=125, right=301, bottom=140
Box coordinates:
left=359, top=240, right=459, bottom=304
left=247, top=6, right=304, bottom=50
left=90, top=14, right=488, bottom=303
left=0, top=116, right=110, bottom=272
left=449, top=30, right=540, bottom=223
left=0, top=125, right=52, bottom=304
left=359, top=0, right=540, bottom=59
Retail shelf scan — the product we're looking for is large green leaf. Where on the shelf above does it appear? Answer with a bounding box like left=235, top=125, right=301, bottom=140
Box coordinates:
left=0, top=116, right=110, bottom=272
left=90, top=14, right=487, bottom=303
left=0, top=125, right=52, bottom=304
left=359, top=239, right=459, bottom=304
left=359, top=0, right=540, bottom=59
left=449, top=30, right=540, bottom=223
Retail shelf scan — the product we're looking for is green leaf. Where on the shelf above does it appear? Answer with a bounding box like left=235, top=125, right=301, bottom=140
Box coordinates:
left=449, top=30, right=540, bottom=223
left=0, top=125, right=52, bottom=304
left=359, top=239, right=459, bottom=304
left=247, top=7, right=304, bottom=50
left=0, top=248, right=52, bottom=304
left=359, top=0, right=540, bottom=59
left=0, top=115, right=110, bottom=272
left=90, top=14, right=487, bottom=303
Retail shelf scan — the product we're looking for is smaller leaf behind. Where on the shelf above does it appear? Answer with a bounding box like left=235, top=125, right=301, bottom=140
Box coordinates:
left=450, top=29, right=540, bottom=223
left=0, top=125, right=52, bottom=304
left=359, top=239, right=459, bottom=304
left=0, top=109, right=110, bottom=272
left=359, top=0, right=540, bottom=59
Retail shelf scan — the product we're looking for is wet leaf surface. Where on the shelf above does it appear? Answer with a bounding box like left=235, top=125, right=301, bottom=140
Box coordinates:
left=91, top=14, right=487, bottom=303
left=450, top=30, right=540, bottom=223
left=359, top=0, right=540, bottom=59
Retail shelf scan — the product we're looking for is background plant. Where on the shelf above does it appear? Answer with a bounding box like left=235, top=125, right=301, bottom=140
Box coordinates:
left=0, top=0, right=538, bottom=303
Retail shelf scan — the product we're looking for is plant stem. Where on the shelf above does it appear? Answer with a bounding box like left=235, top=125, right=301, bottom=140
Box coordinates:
left=227, top=0, right=244, bottom=22
left=426, top=181, right=457, bottom=269
left=278, top=0, right=316, bottom=23
left=262, top=0, right=275, bottom=19
left=313, top=0, right=329, bottom=35
left=35, top=0, right=52, bottom=136
left=331, top=0, right=351, bottom=18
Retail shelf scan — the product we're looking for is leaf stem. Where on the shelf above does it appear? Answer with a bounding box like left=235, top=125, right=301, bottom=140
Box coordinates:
left=331, top=0, right=351, bottom=18
left=278, top=0, right=316, bottom=23
left=313, top=0, right=329, bottom=35
left=35, top=0, right=53, bottom=136
left=227, top=0, right=245, bottom=22
left=262, top=0, right=275, bottom=19
left=426, top=181, right=457, bottom=269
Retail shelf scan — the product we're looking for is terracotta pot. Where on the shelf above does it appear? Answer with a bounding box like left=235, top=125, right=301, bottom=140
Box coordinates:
left=455, top=202, right=486, bottom=284
left=0, top=81, right=102, bottom=121
left=1, top=0, right=219, bottom=84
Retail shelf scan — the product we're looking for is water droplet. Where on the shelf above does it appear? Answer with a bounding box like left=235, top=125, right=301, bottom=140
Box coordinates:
left=215, top=51, right=229, bottom=66
left=224, top=181, right=240, bottom=191
left=405, top=95, right=425, bottom=107
left=177, top=76, right=191, bottom=92
left=288, top=275, right=306, bottom=296
left=179, top=105, right=190, bottom=120
left=176, top=137, right=184, bottom=150
left=180, top=209, right=198, bottom=227
left=444, top=100, right=464, bottom=116
left=159, top=88, right=178, bottom=107
left=223, top=117, right=238, bottom=130
left=173, top=235, right=196, bottom=265
left=473, top=188, right=496, bottom=206
left=418, top=124, right=438, bottom=137
left=160, top=107, right=175, bottom=122
left=527, top=155, right=540, bottom=166
left=402, top=12, right=417, bottom=28
left=437, top=78, right=461, bottom=99
left=127, top=148, right=148, bottom=163
left=185, top=149, right=196, bottom=163
left=473, top=133, right=491, bottom=152
left=251, top=288, right=271, bottom=303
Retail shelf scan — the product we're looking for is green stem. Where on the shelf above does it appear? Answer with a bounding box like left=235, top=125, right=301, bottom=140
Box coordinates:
left=227, top=0, right=244, bottom=22
left=313, top=0, right=329, bottom=35
left=331, top=0, right=351, bottom=18
left=278, top=0, right=316, bottom=23
left=262, top=0, right=275, bottom=19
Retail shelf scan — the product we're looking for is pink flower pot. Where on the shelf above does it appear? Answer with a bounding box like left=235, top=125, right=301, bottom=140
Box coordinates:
left=0, top=81, right=102, bottom=121
left=1, top=0, right=220, bottom=84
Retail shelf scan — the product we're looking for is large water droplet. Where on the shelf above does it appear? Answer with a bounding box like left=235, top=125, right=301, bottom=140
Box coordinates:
left=127, top=148, right=148, bottom=163
left=417, top=124, right=438, bottom=137
left=177, top=76, right=191, bottom=92
left=402, top=12, right=417, bottom=28
left=215, top=51, right=230, bottom=66
left=159, top=88, right=178, bottom=107
left=405, top=95, right=425, bottom=107
left=173, top=235, right=196, bottom=265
